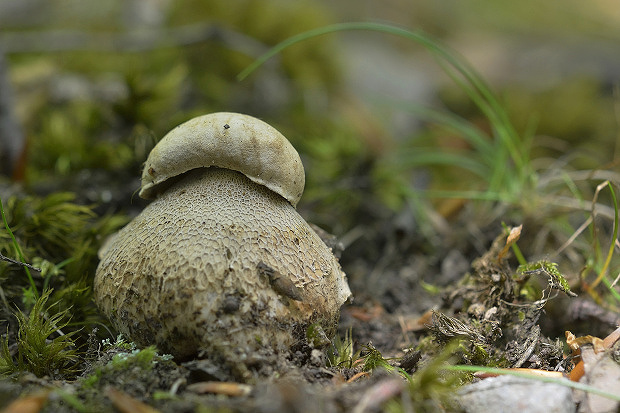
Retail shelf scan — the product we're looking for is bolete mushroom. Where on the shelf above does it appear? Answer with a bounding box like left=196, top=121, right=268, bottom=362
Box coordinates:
left=94, top=112, right=351, bottom=363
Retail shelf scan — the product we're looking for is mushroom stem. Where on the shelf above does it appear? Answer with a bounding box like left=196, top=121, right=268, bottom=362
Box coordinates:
left=95, top=168, right=350, bottom=358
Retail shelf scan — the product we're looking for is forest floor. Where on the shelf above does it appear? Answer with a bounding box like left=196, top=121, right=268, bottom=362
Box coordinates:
left=2, top=198, right=618, bottom=413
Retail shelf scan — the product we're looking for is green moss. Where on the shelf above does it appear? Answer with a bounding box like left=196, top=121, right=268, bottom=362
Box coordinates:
left=0, top=191, right=127, bottom=382
left=361, top=343, right=395, bottom=372
left=375, top=343, right=467, bottom=413
left=306, top=322, right=331, bottom=348
left=0, top=289, right=78, bottom=378
left=517, top=260, right=576, bottom=297
left=168, top=0, right=339, bottom=89
left=82, top=344, right=170, bottom=389
left=0, top=192, right=126, bottom=299
left=327, top=328, right=357, bottom=368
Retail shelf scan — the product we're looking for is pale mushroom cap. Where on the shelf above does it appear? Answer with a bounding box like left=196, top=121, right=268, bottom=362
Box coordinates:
left=139, top=112, right=305, bottom=206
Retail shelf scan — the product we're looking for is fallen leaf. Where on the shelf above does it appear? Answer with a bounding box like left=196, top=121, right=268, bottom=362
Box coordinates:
left=346, top=303, right=384, bottom=322
left=105, top=387, right=160, bottom=413
left=1, top=390, right=49, bottom=413
left=497, top=225, right=522, bottom=261
left=186, top=381, right=251, bottom=397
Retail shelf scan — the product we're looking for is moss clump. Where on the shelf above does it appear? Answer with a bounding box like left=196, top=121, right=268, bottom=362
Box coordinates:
left=0, top=191, right=126, bottom=312
left=81, top=344, right=169, bottom=389
left=0, top=289, right=78, bottom=379
left=74, top=339, right=182, bottom=412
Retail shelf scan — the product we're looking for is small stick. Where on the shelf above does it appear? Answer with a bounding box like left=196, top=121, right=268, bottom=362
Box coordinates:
left=0, top=253, right=41, bottom=272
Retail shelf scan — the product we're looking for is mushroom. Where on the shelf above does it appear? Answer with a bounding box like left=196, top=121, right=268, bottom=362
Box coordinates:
left=94, top=112, right=351, bottom=363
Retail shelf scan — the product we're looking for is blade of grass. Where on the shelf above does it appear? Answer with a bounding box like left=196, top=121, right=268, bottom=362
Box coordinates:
left=590, top=181, right=618, bottom=290
left=394, top=149, right=489, bottom=178
left=0, top=198, right=39, bottom=299
left=384, top=100, right=496, bottom=158
left=444, top=365, right=620, bottom=401
left=602, top=275, right=620, bottom=303
left=238, top=22, right=526, bottom=175
left=239, top=22, right=533, bottom=206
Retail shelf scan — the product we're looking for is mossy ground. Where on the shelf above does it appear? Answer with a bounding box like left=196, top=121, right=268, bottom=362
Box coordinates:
left=1, top=1, right=619, bottom=411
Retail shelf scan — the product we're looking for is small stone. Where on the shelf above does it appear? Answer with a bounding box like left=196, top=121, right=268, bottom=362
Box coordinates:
left=310, top=349, right=324, bottom=366
left=457, top=375, right=575, bottom=413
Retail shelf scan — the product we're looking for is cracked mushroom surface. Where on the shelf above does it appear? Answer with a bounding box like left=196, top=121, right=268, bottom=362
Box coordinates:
left=94, top=112, right=351, bottom=361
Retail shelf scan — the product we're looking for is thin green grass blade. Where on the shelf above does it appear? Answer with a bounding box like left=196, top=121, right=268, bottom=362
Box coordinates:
left=389, top=101, right=495, bottom=158
left=415, top=189, right=508, bottom=202
left=600, top=182, right=618, bottom=279
left=394, top=150, right=488, bottom=178
left=445, top=365, right=620, bottom=401
left=0, top=198, right=39, bottom=299
left=238, top=22, right=526, bottom=175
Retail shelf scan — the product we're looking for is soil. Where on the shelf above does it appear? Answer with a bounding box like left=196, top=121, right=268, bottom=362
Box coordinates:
left=2, top=197, right=613, bottom=413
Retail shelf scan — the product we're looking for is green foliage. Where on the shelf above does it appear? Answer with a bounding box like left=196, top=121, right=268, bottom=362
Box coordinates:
left=101, top=334, right=138, bottom=352
left=239, top=21, right=620, bottom=268
left=385, top=343, right=466, bottom=412
left=237, top=21, right=537, bottom=229
left=0, top=193, right=94, bottom=260
left=328, top=331, right=402, bottom=373
left=578, top=181, right=620, bottom=307
left=290, top=116, right=372, bottom=230
left=305, top=322, right=331, bottom=348
left=517, top=260, right=576, bottom=297
left=27, top=104, right=132, bottom=179
left=0, top=289, right=78, bottom=378
left=359, top=343, right=394, bottom=372
left=171, top=0, right=338, bottom=90
left=116, top=62, right=189, bottom=130
left=82, top=340, right=171, bottom=388
left=0, top=197, right=38, bottom=301
left=0, top=191, right=127, bottom=378
left=327, top=328, right=358, bottom=368
left=0, top=193, right=125, bottom=299
left=109, top=346, right=160, bottom=371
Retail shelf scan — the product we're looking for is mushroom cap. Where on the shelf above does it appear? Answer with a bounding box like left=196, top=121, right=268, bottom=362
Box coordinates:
left=139, top=112, right=305, bottom=206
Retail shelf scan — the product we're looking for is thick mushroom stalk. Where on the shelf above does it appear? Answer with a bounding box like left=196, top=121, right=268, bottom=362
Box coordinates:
left=94, top=113, right=351, bottom=360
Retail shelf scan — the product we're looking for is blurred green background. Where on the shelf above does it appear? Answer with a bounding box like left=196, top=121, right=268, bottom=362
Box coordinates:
left=1, top=0, right=619, bottom=302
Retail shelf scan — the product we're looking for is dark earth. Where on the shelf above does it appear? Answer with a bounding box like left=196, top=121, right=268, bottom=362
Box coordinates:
left=2, top=188, right=615, bottom=412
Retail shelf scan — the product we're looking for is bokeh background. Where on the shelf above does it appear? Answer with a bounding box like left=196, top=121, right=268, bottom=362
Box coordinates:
left=1, top=0, right=619, bottom=329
